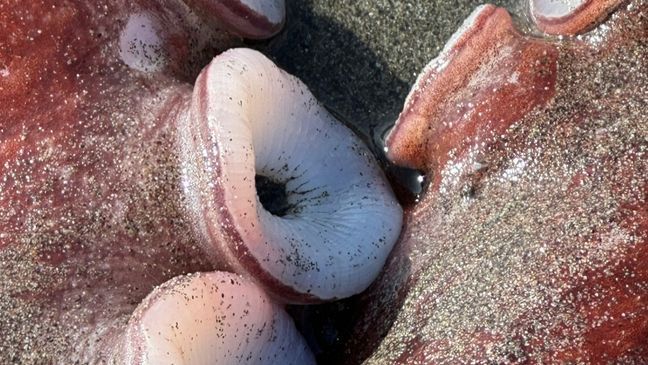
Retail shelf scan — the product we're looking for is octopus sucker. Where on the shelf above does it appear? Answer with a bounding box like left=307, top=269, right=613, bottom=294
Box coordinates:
left=530, top=0, right=624, bottom=35
left=2, top=0, right=646, bottom=363
left=116, top=0, right=286, bottom=78
left=115, top=271, right=315, bottom=365
left=179, top=48, right=403, bottom=303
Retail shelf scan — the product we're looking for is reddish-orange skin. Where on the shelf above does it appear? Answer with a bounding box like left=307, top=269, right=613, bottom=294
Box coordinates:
left=386, top=6, right=557, bottom=177
left=348, top=3, right=647, bottom=364
left=0, top=2, right=209, bottom=362
left=185, top=0, right=285, bottom=39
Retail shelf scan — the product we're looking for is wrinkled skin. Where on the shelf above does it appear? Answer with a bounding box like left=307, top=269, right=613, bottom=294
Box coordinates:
left=344, top=1, right=647, bottom=364
left=0, top=0, right=270, bottom=362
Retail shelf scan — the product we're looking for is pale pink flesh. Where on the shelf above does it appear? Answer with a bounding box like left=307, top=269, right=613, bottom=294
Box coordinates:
left=182, top=0, right=285, bottom=39
left=0, top=0, right=393, bottom=361
left=4, top=0, right=645, bottom=364
left=179, top=48, right=403, bottom=303
left=117, top=272, right=315, bottom=365
left=530, top=0, right=624, bottom=35
left=115, top=0, right=284, bottom=79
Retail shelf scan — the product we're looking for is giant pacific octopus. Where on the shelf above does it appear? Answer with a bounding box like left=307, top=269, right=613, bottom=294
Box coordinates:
left=0, top=1, right=289, bottom=362
left=344, top=0, right=647, bottom=364
left=1, top=0, right=647, bottom=364
left=1, top=0, right=405, bottom=363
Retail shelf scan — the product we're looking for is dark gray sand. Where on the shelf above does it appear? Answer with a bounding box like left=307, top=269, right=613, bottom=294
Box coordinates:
left=261, top=0, right=518, bottom=142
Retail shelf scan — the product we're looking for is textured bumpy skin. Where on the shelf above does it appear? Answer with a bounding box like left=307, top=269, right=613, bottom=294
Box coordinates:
left=346, top=2, right=647, bottom=364
left=1, top=0, right=395, bottom=362
left=385, top=5, right=557, bottom=174
left=0, top=0, right=286, bottom=363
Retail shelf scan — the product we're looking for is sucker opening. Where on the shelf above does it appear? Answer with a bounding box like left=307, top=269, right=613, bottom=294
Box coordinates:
left=180, top=48, right=403, bottom=301
left=255, top=174, right=293, bottom=217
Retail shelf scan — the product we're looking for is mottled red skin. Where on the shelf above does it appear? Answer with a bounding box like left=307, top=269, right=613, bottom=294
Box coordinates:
left=0, top=0, right=281, bottom=362
left=531, top=0, right=625, bottom=35
left=346, top=2, right=647, bottom=364
left=386, top=5, right=557, bottom=177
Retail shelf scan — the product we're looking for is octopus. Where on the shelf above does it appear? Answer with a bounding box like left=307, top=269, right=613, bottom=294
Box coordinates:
left=1, top=0, right=646, bottom=364
left=344, top=0, right=647, bottom=363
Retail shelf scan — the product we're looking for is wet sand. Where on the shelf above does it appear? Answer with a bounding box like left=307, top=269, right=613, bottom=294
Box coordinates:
left=262, top=0, right=519, bottom=142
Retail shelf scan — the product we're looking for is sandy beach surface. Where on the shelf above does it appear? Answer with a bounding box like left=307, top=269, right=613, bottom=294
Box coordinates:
left=262, top=0, right=518, bottom=144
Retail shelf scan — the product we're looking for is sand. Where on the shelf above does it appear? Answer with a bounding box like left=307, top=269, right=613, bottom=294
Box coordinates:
left=262, top=0, right=519, bottom=142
